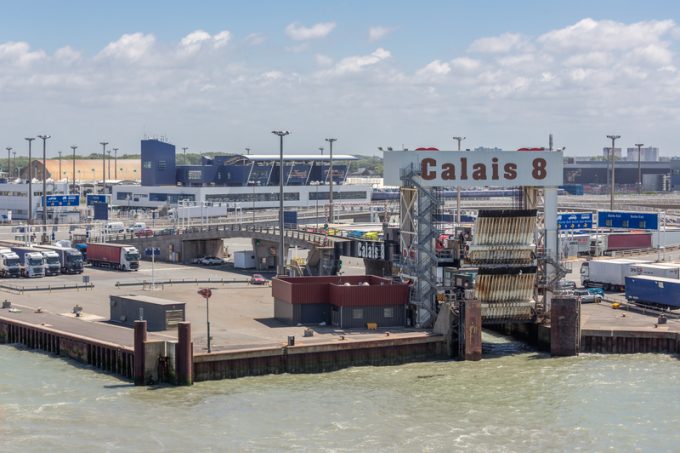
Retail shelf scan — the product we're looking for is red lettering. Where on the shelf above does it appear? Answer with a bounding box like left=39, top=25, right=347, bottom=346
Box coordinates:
left=504, top=163, right=517, bottom=180
left=441, top=163, right=456, bottom=180
left=421, top=158, right=437, bottom=180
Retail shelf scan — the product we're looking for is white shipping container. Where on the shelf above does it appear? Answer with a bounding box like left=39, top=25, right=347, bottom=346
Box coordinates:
left=629, top=263, right=680, bottom=280
left=234, top=250, right=256, bottom=269
left=581, top=258, right=651, bottom=290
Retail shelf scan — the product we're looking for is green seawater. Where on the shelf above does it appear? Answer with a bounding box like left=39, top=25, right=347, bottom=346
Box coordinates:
left=1, top=333, right=679, bottom=452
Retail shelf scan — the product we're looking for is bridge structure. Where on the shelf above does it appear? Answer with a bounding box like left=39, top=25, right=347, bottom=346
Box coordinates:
left=108, top=223, right=394, bottom=276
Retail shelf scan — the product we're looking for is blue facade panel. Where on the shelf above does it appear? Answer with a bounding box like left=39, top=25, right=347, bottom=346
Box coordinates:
left=141, top=140, right=176, bottom=186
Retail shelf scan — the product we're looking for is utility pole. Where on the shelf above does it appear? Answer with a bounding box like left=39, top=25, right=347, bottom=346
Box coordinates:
left=107, top=150, right=112, bottom=183
left=25, top=138, right=35, bottom=224
left=37, top=135, right=51, bottom=243
left=100, top=142, right=108, bottom=195
left=325, top=138, right=337, bottom=224
left=635, top=143, right=644, bottom=194
left=5, top=147, right=11, bottom=179
left=452, top=136, right=465, bottom=224
left=271, top=130, right=290, bottom=276
left=113, top=148, right=119, bottom=180
left=606, top=135, right=621, bottom=210
left=70, top=145, right=77, bottom=195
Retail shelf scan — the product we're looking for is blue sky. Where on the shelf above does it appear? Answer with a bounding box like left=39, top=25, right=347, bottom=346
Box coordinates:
left=1, top=1, right=680, bottom=157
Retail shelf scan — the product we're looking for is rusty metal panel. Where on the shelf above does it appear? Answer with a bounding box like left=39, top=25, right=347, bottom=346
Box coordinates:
left=329, top=283, right=409, bottom=307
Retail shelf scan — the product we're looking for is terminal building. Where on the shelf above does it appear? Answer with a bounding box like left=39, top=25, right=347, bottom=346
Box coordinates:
left=563, top=158, right=680, bottom=193
left=111, top=139, right=373, bottom=210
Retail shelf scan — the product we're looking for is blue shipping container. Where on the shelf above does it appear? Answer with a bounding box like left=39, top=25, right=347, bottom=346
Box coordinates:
left=625, top=275, right=680, bottom=308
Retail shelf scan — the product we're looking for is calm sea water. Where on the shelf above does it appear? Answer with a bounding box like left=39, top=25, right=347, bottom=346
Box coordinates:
left=1, top=334, right=679, bottom=452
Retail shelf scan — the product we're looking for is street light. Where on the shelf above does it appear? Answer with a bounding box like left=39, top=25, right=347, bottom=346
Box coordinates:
left=606, top=134, right=621, bottom=210
left=100, top=141, right=108, bottom=195
left=5, top=147, right=11, bottom=179
left=325, top=138, right=337, bottom=224
left=271, top=130, right=290, bottom=276
left=245, top=147, right=251, bottom=155
left=107, top=150, right=112, bottom=183
left=635, top=143, right=644, bottom=194
left=37, top=134, right=51, bottom=243
left=71, top=145, right=77, bottom=195
left=12, top=151, right=16, bottom=178
left=58, top=151, right=62, bottom=180
left=25, top=138, right=35, bottom=223
left=182, top=147, right=188, bottom=164
left=113, top=148, right=119, bottom=180
left=452, top=136, right=466, bottom=224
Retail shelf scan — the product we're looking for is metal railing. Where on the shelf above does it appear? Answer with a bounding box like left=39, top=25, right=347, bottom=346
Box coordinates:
left=0, top=282, right=95, bottom=294
left=115, top=277, right=251, bottom=288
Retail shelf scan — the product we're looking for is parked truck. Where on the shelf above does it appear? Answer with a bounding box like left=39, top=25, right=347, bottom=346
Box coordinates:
left=580, top=258, right=650, bottom=291
left=0, top=248, right=21, bottom=278
left=0, top=240, right=60, bottom=276
left=87, top=243, right=140, bottom=271
left=628, top=263, right=680, bottom=280
left=35, top=245, right=84, bottom=274
left=11, top=247, right=46, bottom=278
left=590, top=233, right=653, bottom=256
left=625, top=275, right=680, bottom=309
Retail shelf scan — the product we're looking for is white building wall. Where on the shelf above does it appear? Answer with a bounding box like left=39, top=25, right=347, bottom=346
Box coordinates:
left=0, top=182, right=69, bottom=220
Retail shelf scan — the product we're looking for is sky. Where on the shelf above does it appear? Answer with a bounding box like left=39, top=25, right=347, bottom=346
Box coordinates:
left=2, top=0, right=680, bottom=158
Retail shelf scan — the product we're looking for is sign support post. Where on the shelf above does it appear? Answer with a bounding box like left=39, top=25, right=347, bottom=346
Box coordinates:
left=198, top=288, right=212, bottom=353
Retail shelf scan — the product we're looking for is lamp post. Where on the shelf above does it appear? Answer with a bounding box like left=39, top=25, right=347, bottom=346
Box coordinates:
left=271, top=130, right=290, bottom=276
left=245, top=147, right=250, bottom=155
left=325, top=138, right=337, bottom=224
left=452, top=136, right=466, bottom=224
left=5, top=147, right=11, bottom=179
left=606, top=135, right=621, bottom=210
left=37, top=135, right=51, bottom=243
left=107, top=149, right=112, bottom=183
left=113, top=148, right=119, bottom=180
left=635, top=143, right=644, bottom=194
left=25, top=140, right=35, bottom=219
left=58, top=151, right=62, bottom=180
left=71, top=145, right=77, bottom=195
left=12, top=151, right=16, bottom=178
left=182, top=147, right=188, bottom=164
left=100, top=142, right=108, bottom=195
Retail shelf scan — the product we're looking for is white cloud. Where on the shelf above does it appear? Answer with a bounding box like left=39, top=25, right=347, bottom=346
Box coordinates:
left=244, top=33, right=266, bottom=46
left=285, top=22, right=336, bottom=41
left=98, top=33, right=155, bottom=61
left=54, top=46, right=81, bottom=64
left=0, top=41, right=46, bottom=65
left=450, top=57, right=481, bottom=71
left=328, top=48, right=391, bottom=75
left=179, top=30, right=231, bottom=55
left=469, top=33, right=525, bottom=53
left=539, top=18, right=676, bottom=51
left=416, top=60, right=451, bottom=78
left=369, top=26, right=391, bottom=42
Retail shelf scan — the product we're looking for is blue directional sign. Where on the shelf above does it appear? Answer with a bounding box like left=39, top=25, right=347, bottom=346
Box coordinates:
left=283, top=210, right=298, bottom=228
left=558, top=212, right=593, bottom=230
left=597, top=211, right=659, bottom=230
left=46, top=194, right=80, bottom=207
left=144, top=248, right=160, bottom=257
left=86, top=194, right=109, bottom=206
left=93, top=202, right=109, bottom=221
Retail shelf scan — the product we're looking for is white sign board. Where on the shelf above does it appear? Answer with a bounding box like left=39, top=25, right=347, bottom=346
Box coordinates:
left=383, top=150, right=563, bottom=187
left=356, top=241, right=385, bottom=260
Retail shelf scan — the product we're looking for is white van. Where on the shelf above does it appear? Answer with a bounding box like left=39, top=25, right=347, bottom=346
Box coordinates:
left=104, top=222, right=125, bottom=234
left=126, top=222, right=147, bottom=233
